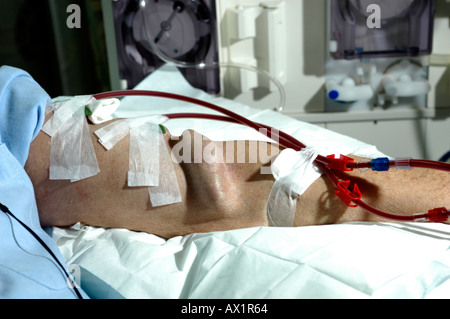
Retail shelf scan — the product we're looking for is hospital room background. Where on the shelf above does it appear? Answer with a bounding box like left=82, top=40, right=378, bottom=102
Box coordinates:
left=1, top=0, right=450, bottom=300
left=0, top=0, right=449, bottom=161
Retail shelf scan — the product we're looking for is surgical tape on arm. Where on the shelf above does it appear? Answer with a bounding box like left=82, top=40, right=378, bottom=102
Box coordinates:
left=128, top=122, right=160, bottom=187
left=42, top=95, right=94, bottom=137
left=94, top=115, right=169, bottom=150
left=267, top=147, right=322, bottom=227
left=88, top=98, right=121, bottom=124
left=147, top=131, right=182, bottom=207
left=42, top=95, right=100, bottom=181
left=94, top=119, right=131, bottom=151
left=94, top=116, right=182, bottom=207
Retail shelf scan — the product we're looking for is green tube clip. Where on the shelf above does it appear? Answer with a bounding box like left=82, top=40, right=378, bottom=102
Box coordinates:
left=84, top=106, right=93, bottom=116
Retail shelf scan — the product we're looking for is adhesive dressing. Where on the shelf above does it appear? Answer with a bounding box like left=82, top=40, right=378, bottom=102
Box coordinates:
left=88, top=98, right=121, bottom=124
left=42, top=95, right=100, bottom=181
left=267, top=147, right=322, bottom=226
left=128, top=122, right=160, bottom=187
left=147, top=131, right=182, bottom=206
left=94, top=115, right=182, bottom=207
left=42, top=95, right=181, bottom=207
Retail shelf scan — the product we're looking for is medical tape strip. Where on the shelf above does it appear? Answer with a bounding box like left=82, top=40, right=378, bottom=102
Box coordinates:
left=94, top=115, right=182, bottom=207
left=267, top=147, right=322, bottom=227
left=128, top=122, right=160, bottom=187
left=42, top=95, right=94, bottom=137
left=94, top=119, right=131, bottom=151
left=87, top=98, right=121, bottom=124
left=148, top=132, right=182, bottom=207
left=94, top=115, right=169, bottom=150
left=42, top=95, right=101, bottom=181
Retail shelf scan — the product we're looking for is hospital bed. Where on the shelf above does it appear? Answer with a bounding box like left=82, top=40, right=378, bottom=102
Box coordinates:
left=51, top=65, right=450, bottom=299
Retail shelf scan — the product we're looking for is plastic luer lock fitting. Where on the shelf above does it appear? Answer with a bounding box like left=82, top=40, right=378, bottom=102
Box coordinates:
left=426, top=208, right=450, bottom=223
left=370, top=157, right=390, bottom=171
left=394, top=157, right=412, bottom=170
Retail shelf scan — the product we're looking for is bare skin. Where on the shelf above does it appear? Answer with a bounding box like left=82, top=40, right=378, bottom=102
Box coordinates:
left=25, top=118, right=450, bottom=239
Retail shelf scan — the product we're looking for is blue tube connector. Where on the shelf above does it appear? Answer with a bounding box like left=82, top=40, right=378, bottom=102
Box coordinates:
left=328, top=90, right=339, bottom=100
left=370, top=157, right=390, bottom=171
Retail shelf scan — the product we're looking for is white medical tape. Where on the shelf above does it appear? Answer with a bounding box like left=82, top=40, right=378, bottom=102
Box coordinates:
left=94, top=115, right=169, bottom=150
left=93, top=115, right=182, bottom=207
left=43, top=95, right=101, bottom=181
left=94, top=119, right=131, bottom=150
left=266, top=181, right=298, bottom=227
left=42, top=95, right=94, bottom=137
left=148, top=132, right=182, bottom=207
left=267, top=147, right=322, bottom=227
left=128, top=122, right=160, bottom=187
left=87, top=98, right=121, bottom=124
left=48, top=109, right=101, bottom=181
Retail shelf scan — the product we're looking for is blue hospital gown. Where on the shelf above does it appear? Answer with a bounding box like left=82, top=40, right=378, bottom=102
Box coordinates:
left=0, top=66, right=88, bottom=298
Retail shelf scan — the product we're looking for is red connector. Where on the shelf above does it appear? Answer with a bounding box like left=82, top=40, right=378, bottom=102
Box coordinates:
left=335, top=180, right=362, bottom=207
left=426, top=207, right=449, bottom=223
left=326, top=154, right=355, bottom=172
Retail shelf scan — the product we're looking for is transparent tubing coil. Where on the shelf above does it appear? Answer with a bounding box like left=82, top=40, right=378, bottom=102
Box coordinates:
left=139, top=0, right=286, bottom=112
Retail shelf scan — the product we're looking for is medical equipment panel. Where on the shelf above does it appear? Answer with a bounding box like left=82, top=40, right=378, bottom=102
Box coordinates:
left=325, top=0, right=436, bottom=112
left=102, top=0, right=220, bottom=94
left=329, top=0, right=435, bottom=60
left=102, top=0, right=450, bottom=160
left=322, top=0, right=450, bottom=161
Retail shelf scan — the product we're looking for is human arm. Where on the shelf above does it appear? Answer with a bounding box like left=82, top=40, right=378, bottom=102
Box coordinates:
left=295, top=156, right=450, bottom=226
left=25, top=118, right=450, bottom=239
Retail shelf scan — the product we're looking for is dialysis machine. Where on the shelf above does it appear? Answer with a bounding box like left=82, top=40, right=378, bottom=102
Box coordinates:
left=102, top=0, right=450, bottom=160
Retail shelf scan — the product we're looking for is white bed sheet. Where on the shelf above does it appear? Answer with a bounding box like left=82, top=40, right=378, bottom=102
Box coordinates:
left=52, top=65, right=450, bottom=299
left=53, top=222, right=450, bottom=299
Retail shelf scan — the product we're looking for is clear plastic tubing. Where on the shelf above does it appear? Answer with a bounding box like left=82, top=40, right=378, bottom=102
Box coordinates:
left=139, top=1, right=286, bottom=112
left=348, top=158, right=450, bottom=172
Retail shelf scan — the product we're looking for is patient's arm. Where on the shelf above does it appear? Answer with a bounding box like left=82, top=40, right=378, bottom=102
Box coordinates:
left=295, top=158, right=450, bottom=226
left=25, top=118, right=449, bottom=238
left=25, top=121, right=279, bottom=238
